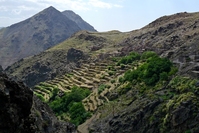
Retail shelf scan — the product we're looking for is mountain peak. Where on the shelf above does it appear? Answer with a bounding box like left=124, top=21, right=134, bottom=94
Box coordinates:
left=0, top=6, right=81, bottom=69
left=62, top=10, right=97, bottom=31
left=43, top=6, right=58, bottom=12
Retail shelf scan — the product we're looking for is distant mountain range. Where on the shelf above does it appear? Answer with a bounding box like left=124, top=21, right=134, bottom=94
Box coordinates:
left=0, top=6, right=96, bottom=69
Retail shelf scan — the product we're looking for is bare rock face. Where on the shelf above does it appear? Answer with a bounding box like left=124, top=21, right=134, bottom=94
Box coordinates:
left=0, top=72, right=76, bottom=133
left=0, top=65, right=3, bottom=74
left=67, top=48, right=87, bottom=62
left=0, top=73, right=33, bottom=133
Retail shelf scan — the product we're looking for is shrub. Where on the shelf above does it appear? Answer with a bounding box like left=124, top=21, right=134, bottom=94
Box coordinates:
left=123, top=56, right=173, bottom=86
left=48, top=86, right=91, bottom=126
left=118, top=52, right=140, bottom=65
left=120, top=64, right=125, bottom=69
left=160, top=72, right=168, bottom=81
left=98, top=84, right=106, bottom=94
left=69, top=102, right=91, bottom=126
left=119, top=77, right=124, bottom=83
left=111, top=79, right=116, bottom=83
left=108, top=71, right=114, bottom=76
left=141, top=51, right=158, bottom=60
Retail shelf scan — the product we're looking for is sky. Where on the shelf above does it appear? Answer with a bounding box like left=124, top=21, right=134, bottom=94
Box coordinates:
left=0, top=0, right=199, bottom=32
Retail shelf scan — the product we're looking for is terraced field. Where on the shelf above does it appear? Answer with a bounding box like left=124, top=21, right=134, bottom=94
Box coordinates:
left=33, top=60, right=131, bottom=111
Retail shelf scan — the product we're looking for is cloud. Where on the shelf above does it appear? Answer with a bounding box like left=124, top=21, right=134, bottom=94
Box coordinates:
left=24, top=0, right=123, bottom=10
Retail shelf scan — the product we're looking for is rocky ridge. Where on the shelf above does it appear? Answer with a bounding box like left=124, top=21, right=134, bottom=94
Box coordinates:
left=62, top=10, right=96, bottom=31
left=0, top=71, right=76, bottom=133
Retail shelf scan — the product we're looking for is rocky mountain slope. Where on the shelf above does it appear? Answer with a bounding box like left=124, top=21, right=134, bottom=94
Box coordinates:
left=0, top=71, right=76, bottom=133
left=62, top=10, right=96, bottom=32
left=5, top=12, right=199, bottom=88
left=4, top=11, right=199, bottom=132
left=0, top=6, right=96, bottom=69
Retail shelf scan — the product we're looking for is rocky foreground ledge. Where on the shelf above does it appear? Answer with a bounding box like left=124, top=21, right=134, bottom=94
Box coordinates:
left=0, top=70, right=76, bottom=133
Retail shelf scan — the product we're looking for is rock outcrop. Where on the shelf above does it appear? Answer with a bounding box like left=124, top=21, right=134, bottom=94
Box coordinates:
left=67, top=48, right=87, bottom=62
left=89, top=89, right=199, bottom=133
left=0, top=72, right=76, bottom=133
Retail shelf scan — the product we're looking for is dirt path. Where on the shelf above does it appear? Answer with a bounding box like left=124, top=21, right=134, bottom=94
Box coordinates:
left=78, top=112, right=101, bottom=133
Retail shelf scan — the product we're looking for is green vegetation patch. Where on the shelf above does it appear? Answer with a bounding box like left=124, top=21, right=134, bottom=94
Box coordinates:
left=122, top=52, right=175, bottom=86
left=117, top=52, right=140, bottom=65
left=98, top=84, right=108, bottom=94
left=48, top=86, right=91, bottom=126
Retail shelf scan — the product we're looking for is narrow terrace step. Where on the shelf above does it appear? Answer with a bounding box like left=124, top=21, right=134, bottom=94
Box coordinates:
left=72, top=73, right=82, bottom=80
left=34, top=89, right=47, bottom=96
left=34, top=91, right=49, bottom=101
left=80, top=84, right=93, bottom=89
left=71, top=77, right=83, bottom=85
left=83, top=102, right=89, bottom=111
left=87, top=102, right=95, bottom=111
left=92, top=78, right=101, bottom=83
left=49, top=80, right=60, bottom=85
left=63, top=76, right=73, bottom=84
left=83, top=72, right=95, bottom=77
left=45, top=81, right=58, bottom=88
left=99, top=89, right=110, bottom=102
left=80, top=77, right=93, bottom=84
left=89, top=68, right=101, bottom=74
left=103, top=76, right=112, bottom=81
left=95, top=96, right=103, bottom=106
left=96, top=63, right=108, bottom=66
left=77, top=70, right=86, bottom=76
left=85, top=80, right=94, bottom=86
left=92, top=93, right=103, bottom=106
left=72, top=70, right=82, bottom=76
left=81, top=67, right=89, bottom=72
left=94, top=65, right=107, bottom=69
left=89, top=95, right=97, bottom=111
left=100, top=79, right=107, bottom=83
left=55, top=78, right=70, bottom=85
left=70, top=82, right=80, bottom=88
left=62, top=79, right=70, bottom=85
left=82, top=75, right=93, bottom=81
left=56, top=84, right=68, bottom=92
left=82, top=64, right=90, bottom=68
left=34, top=86, right=51, bottom=94
left=100, top=71, right=109, bottom=76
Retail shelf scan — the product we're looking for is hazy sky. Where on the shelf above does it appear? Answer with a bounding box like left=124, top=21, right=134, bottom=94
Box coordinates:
left=0, top=0, right=199, bottom=32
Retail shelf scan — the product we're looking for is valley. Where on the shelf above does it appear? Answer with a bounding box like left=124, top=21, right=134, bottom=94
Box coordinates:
left=1, top=8, right=199, bottom=133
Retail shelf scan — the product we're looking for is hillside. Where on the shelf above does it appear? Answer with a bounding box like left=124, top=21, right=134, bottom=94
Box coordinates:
left=5, top=30, right=129, bottom=87
left=0, top=6, right=96, bottom=69
left=4, top=11, right=199, bottom=132
left=62, top=10, right=97, bottom=31
left=6, top=12, right=199, bottom=88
